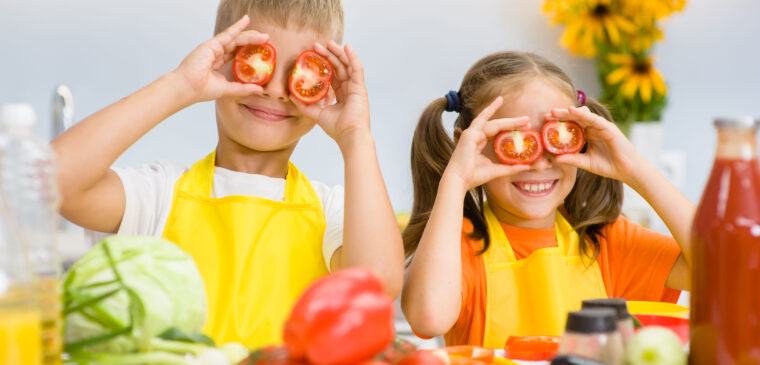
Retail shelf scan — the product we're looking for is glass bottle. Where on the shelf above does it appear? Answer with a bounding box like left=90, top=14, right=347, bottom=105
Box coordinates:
left=0, top=194, right=42, bottom=365
left=691, top=116, right=760, bottom=364
left=0, top=103, right=62, bottom=365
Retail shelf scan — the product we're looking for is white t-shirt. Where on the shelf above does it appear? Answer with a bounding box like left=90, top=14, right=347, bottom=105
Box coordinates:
left=85, top=160, right=344, bottom=268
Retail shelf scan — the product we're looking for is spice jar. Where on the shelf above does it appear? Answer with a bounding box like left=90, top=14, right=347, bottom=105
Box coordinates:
left=581, top=298, right=634, bottom=344
left=558, top=308, right=623, bottom=365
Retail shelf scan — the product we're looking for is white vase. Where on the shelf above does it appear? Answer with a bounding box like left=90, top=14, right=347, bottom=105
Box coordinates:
left=621, top=122, right=686, bottom=232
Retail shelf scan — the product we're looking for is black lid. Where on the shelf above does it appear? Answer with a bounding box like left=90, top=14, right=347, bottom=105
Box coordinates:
left=581, top=298, right=631, bottom=320
left=551, top=355, right=608, bottom=365
left=565, top=308, right=618, bottom=334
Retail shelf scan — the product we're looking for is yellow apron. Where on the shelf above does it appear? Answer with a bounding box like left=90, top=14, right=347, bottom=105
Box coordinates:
left=162, top=152, right=329, bottom=348
left=482, top=202, right=607, bottom=349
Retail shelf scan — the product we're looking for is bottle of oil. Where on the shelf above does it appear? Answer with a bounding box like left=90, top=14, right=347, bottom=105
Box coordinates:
left=0, top=103, right=61, bottom=365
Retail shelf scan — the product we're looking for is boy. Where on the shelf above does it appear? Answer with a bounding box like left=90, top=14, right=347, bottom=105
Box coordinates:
left=53, top=0, right=404, bottom=348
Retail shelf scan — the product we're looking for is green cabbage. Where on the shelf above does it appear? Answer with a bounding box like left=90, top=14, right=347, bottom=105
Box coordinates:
left=63, top=235, right=207, bottom=354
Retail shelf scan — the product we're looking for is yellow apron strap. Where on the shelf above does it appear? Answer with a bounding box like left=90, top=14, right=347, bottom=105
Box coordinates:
left=481, top=202, right=607, bottom=349
left=163, top=152, right=328, bottom=348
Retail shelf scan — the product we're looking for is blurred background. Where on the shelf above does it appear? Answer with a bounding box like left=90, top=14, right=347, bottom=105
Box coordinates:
left=2, top=0, right=758, bottom=349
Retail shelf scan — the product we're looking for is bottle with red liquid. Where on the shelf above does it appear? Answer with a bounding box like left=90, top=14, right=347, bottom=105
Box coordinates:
left=691, top=116, right=760, bottom=364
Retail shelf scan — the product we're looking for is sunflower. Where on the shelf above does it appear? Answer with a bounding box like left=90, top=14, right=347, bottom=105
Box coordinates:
left=555, top=0, right=636, bottom=57
left=623, top=0, right=686, bottom=20
left=605, top=53, right=667, bottom=103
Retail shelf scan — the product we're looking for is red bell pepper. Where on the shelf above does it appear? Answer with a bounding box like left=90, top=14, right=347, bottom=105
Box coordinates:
left=283, top=268, right=395, bottom=365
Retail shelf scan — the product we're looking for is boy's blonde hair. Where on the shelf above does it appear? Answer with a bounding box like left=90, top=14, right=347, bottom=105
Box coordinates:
left=215, top=0, right=344, bottom=42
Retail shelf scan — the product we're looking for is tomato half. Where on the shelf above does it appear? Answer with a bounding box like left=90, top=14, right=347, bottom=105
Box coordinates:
left=233, top=43, right=277, bottom=85
left=503, top=336, right=560, bottom=361
left=289, top=50, right=334, bottom=105
left=438, top=346, right=494, bottom=363
left=493, top=130, right=543, bottom=165
left=541, top=120, right=585, bottom=155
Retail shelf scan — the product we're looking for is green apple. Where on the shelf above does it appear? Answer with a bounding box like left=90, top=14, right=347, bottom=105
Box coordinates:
left=625, top=326, right=686, bottom=365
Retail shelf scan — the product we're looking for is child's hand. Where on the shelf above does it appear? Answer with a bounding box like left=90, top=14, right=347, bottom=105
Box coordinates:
left=445, top=97, right=532, bottom=192
left=290, top=42, right=370, bottom=148
left=550, top=106, right=646, bottom=185
left=173, top=15, right=267, bottom=103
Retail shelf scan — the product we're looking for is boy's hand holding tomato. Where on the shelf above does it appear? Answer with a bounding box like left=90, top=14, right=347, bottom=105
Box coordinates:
left=290, top=41, right=372, bottom=150
left=173, top=16, right=268, bottom=103
left=549, top=106, right=646, bottom=186
left=444, top=97, right=532, bottom=193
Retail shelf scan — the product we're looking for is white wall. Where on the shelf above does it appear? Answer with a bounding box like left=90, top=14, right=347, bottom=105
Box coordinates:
left=1, top=0, right=759, bottom=213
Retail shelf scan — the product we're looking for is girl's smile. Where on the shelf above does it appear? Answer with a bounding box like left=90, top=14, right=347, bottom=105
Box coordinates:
left=512, top=179, right=558, bottom=196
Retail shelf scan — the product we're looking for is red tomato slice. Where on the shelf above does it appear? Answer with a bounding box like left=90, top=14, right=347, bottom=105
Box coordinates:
left=493, top=130, right=543, bottom=165
left=439, top=346, right=494, bottom=363
left=233, top=43, right=277, bottom=85
left=289, top=50, right=334, bottom=105
left=503, top=336, right=560, bottom=361
left=541, top=120, right=585, bottom=155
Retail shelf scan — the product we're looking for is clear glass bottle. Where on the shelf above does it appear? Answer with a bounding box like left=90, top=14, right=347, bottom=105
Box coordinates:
left=0, top=194, right=42, bottom=365
left=0, top=103, right=62, bottom=365
left=558, top=309, right=623, bottom=365
left=581, top=298, right=634, bottom=345
left=691, top=117, right=760, bottom=364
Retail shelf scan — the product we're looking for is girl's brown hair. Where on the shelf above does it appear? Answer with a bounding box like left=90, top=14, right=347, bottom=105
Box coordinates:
left=403, top=51, right=623, bottom=261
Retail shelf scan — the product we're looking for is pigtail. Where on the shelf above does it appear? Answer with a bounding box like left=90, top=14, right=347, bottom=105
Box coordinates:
left=402, top=98, right=455, bottom=258
left=565, top=97, right=623, bottom=261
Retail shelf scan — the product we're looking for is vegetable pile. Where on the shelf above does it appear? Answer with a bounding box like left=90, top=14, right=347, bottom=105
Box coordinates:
left=63, top=235, right=246, bottom=364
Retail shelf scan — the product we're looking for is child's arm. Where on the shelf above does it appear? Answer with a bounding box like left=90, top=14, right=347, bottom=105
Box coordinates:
left=551, top=106, right=692, bottom=291
left=402, top=98, right=530, bottom=336
left=53, top=16, right=266, bottom=233
left=292, top=42, right=406, bottom=298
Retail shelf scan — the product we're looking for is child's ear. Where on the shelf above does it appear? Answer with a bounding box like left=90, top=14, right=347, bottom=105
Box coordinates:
left=453, top=127, right=463, bottom=143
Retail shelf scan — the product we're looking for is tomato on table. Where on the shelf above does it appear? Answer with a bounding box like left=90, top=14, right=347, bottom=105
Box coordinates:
left=503, top=335, right=560, bottom=361
left=493, top=130, right=543, bottom=165
left=289, top=50, right=334, bottom=105
left=233, top=43, right=277, bottom=85
left=540, top=120, right=585, bottom=155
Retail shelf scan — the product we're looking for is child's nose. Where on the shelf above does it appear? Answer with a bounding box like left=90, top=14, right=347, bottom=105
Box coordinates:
left=261, top=65, right=290, bottom=102
left=529, top=151, right=554, bottom=171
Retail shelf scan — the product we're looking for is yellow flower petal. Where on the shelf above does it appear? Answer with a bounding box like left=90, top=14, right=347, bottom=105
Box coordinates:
left=604, top=17, right=621, bottom=45
left=608, top=53, right=633, bottom=65
left=606, top=67, right=632, bottom=85
left=621, top=77, right=640, bottom=99
left=613, top=15, right=637, bottom=33
left=651, top=69, right=668, bottom=95
left=639, top=76, right=652, bottom=103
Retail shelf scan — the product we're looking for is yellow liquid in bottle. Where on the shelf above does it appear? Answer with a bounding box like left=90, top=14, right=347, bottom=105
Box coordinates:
left=38, top=277, right=61, bottom=365
left=0, top=306, right=42, bottom=365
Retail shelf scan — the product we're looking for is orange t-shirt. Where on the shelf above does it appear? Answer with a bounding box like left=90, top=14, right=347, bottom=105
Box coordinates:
left=443, top=215, right=682, bottom=346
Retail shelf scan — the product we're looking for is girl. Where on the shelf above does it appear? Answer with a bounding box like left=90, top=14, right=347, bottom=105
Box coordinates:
left=401, top=51, right=692, bottom=348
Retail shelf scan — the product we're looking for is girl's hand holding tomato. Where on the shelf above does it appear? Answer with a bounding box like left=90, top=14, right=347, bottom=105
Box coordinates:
left=549, top=106, right=646, bottom=186
left=444, top=97, right=532, bottom=193
left=290, top=41, right=371, bottom=149
left=174, top=15, right=268, bottom=103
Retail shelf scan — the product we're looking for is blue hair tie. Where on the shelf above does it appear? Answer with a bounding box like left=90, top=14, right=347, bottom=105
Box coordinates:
left=444, top=90, right=461, bottom=113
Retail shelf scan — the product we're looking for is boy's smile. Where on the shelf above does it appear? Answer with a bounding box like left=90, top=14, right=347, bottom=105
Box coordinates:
left=239, top=100, right=293, bottom=122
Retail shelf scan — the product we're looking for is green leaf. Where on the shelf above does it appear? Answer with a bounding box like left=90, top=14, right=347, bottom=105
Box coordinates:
left=159, top=327, right=216, bottom=347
